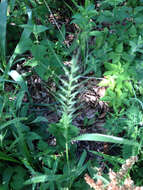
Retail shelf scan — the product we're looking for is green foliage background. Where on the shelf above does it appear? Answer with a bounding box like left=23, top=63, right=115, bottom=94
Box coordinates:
left=0, top=0, right=143, bottom=189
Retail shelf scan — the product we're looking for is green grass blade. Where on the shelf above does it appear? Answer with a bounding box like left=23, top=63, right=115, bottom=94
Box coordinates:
left=14, top=121, right=32, bottom=165
left=24, top=175, right=48, bottom=185
left=8, top=70, right=29, bottom=109
left=77, top=150, right=87, bottom=167
left=9, top=0, right=16, bottom=12
left=22, top=158, right=36, bottom=175
left=7, top=7, right=32, bottom=72
left=0, top=0, right=8, bottom=64
left=24, top=175, right=63, bottom=185
left=7, top=137, right=21, bottom=152
left=0, top=151, right=21, bottom=163
left=90, top=150, right=124, bottom=164
left=72, top=133, right=139, bottom=147
left=0, top=117, right=27, bottom=130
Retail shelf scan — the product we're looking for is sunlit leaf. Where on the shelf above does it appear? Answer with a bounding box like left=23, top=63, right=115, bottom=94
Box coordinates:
left=72, top=133, right=139, bottom=146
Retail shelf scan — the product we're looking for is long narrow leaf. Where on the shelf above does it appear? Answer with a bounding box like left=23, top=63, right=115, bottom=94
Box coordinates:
left=77, top=150, right=87, bottom=167
left=24, top=175, right=63, bottom=185
left=72, top=133, right=139, bottom=146
left=24, top=175, right=48, bottom=185
left=7, top=7, right=32, bottom=72
left=90, top=150, right=124, bottom=164
left=0, top=151, right=21, bottom=163
left=0, top=0, right=7, bottom=63
left=14, top=121, right=32, bottom=164
left=0, top=117, right=27, bottom=130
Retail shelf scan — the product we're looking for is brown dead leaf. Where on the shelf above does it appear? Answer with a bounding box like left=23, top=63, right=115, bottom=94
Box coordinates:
left=97, top=87, right=106, bottom=97
left=99, top=112, right=106, bottom=119
left=98, top=101, right=104, bottom=109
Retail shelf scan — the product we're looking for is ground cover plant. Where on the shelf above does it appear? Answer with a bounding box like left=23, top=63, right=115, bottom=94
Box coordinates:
left=0, top=0, right=143, bottom=189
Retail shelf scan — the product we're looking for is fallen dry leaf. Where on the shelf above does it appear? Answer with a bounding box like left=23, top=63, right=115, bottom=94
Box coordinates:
left=97, top=87, right=106, bottom=97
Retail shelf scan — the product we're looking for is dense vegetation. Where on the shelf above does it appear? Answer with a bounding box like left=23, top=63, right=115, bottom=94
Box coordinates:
left=0, top=0, right=143, bottom=189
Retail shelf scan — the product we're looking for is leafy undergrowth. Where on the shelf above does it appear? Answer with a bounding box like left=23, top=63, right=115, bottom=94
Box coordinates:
left=0, top=0, right=143, bottom=189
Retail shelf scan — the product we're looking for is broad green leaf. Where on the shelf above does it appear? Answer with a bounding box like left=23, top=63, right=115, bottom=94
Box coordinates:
left=14, top=38, right=33, bottom=55
left=114, top=7, right=130, bottom=21
left=31, top=44, right=47, bottom=60
left=115, top=43, right=123, bottom=53
left=33, top=24, right=49, bottom=35
left=24, top=58, right=38, bottom=67
left=72, top=133, right=139, bottom=146
left=20, top=24, right=49, bottom=35
left=108, top=52, right=121, bottom=63
left=97, top=11, right=113, bottom=23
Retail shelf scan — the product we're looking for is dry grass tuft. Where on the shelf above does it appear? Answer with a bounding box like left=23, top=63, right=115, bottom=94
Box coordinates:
left=85, top=156, right=143, bottom=190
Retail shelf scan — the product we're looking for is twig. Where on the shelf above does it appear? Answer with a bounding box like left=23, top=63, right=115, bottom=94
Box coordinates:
left=43, top=0, right=69, bottom=48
